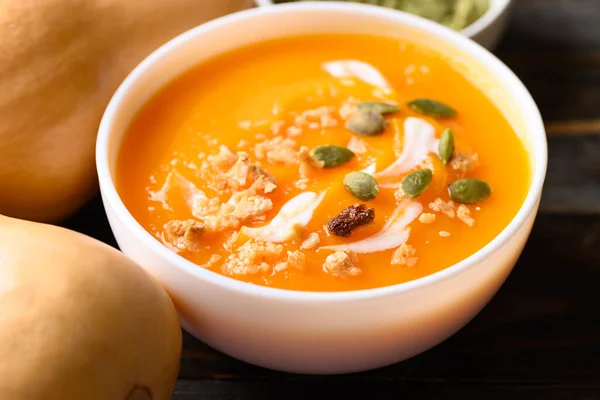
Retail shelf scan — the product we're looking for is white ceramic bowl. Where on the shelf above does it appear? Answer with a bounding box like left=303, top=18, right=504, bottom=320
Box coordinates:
left=97, top=2, right=546, bottom=374
left=255, top=0, right=513, bottom=50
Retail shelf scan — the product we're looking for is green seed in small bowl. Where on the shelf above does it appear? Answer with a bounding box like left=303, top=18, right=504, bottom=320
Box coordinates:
left=449, top=178, right=492, bottom=204
left=400, top=169, right=433, bottom=198
left=345, top=110, right=388, bottom=136
left=357, top=101, right=400, bottom=115
left=310, top=145, right=355, bottom=168
left=408, top=98, right=457, bottom=118
left=438, top=128, right=455, bottom=165
left=343, top=171, right=380, bottom=200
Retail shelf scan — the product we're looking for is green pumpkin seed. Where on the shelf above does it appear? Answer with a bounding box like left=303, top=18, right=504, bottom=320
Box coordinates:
left=343, top=171, right=380, bottom=200
left=357, top=101, right=400, bottom=115
left=408, top=98, right=457, bottom=118
left=310, top=145, right=355, bottom=168
left=345, top=110, right=388, bottom=136
left=438, top=128, right=454, bottom=165
left=449, top=178, right=492, bottom=204
left=400, top=169, right=433, bottom=198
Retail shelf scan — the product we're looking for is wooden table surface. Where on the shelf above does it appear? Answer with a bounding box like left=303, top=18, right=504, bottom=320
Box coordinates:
left=62, top=1, right=600, bottom=398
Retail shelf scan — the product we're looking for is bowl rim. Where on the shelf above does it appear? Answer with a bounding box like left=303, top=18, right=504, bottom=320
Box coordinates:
left=96, top=2, right=547, bottom=303
left=461, top=0, right=513, bottom=38
left=254, top=0, right=514, bottom=39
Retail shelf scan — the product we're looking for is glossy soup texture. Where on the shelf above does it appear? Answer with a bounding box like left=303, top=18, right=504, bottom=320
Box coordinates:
left=117, top=34, right=530, bottom=292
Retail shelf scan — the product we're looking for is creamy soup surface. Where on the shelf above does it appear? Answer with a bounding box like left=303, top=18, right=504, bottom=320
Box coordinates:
left=117, top=34, right=530, bottom=292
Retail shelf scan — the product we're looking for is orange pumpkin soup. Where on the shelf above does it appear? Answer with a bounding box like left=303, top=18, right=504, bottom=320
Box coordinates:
left=117, top=34, right=530, bottom=292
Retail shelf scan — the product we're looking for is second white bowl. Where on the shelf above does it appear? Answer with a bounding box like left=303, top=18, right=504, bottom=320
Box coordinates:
left=255, top=0, right=513, bottom=50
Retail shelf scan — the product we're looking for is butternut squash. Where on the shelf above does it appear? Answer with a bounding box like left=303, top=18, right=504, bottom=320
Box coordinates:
left=0, top=214, right=182, bottom=399
left=0, top=0, right=252, bottom=223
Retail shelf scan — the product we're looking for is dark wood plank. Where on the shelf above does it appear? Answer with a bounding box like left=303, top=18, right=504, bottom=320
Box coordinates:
left=173, top=379, right=600, bottom=400
left=542, top=133, right=600, bottom=214
left=496, top=1, right=600, bottom=121
left=177, top=214, right=600, bottom=384
left=497, top=51, right=600, bottom=122
left=500, top=0, right=600, bottom=52
left=546, top=120, right=600, bottom=136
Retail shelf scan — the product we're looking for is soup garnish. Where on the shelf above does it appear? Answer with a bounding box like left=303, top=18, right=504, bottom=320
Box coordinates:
left=117, top=34, right=530, bottom=292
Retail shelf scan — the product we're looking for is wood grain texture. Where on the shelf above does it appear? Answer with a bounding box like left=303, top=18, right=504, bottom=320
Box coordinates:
left=58, top=0, right=600, bottom=398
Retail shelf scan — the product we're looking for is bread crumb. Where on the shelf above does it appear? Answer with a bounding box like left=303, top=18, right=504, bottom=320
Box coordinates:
left=301, top=232, right=320, bottom=249
left=198, top=210, right=240, bottom=234
left=223, top=231, right=241, bottom=252
left=222, top=240, right=284, bottom=276
left=294, top=114, right=307, bottom=126
left=429, top=198, right=456, bottom=219
left=296, top=146, right=324, bottom=189
left=273, top=250, right=306, bottom=273
left=322, top=250, right=361, bottom=277
left=457, top=204, right=475, bottom=227
left=208, top=145, right=237, bottom=171
left=239, top=120, right=252, bottom=130
left=205, top=150, right=272, bottom=192
left=347, top=136, right=368, bottom=154
left=450, top=152, right=479, bottom=173
left=286, top=126, right=303, bottom=137
left=202, top=254, right=222, bottom=268
left=418, top=213, right=436, bottom=224
left=429, top=198, right=475, bottom=227
left=229, top=193, right=273, bottom=221
left=295, top=178, right=309, bottom=190
left=163, top=219, right=204, bottom=253
left=271, top=120, right=285, bottom=135
left=338, top=97, right=360, bottom=120
left=320, top=112, right=339, bottom=128
left=223, top=152, right=255, bottom=189
left=391, top=244, right=418, bottom=267
left=224, top=240, right=305, bottom=276
left=255, top=136, right=298, bottom=165
left=439, top=231, right=451, bottom=237
left=302, top=106, right=338, bottom=128
left=285, top=106, right=339, bottom=136
left=297, top=146, right=325, bottom=169
left=263, top=181, right=277, bottom=194
left=188, top=150, right=277, bottom=234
